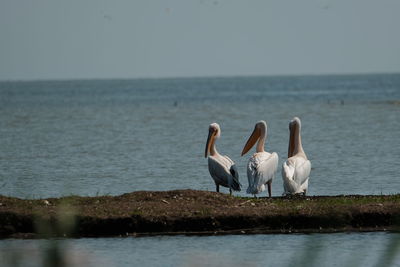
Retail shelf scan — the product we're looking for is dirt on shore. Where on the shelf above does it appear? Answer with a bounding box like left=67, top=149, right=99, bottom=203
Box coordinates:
left=1, top=190, right=400, bottom=238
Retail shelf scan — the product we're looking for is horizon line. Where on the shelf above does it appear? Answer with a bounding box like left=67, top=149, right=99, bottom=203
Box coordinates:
left=1, top=71, right=400, bottom=83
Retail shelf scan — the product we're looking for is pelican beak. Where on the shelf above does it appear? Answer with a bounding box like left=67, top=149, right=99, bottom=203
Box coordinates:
left=205, top=129, right=215, bottom=158
left=241, top=126, right=260, bottom=156
left=288, top=122, right=295, bottom=157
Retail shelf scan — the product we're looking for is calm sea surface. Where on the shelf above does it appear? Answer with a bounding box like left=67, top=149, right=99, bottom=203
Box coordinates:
left=1, top=233, right=400, bottom=267
left=1, top=74, right=399, bottom=198
left=1, top=74, right=400, bottom=266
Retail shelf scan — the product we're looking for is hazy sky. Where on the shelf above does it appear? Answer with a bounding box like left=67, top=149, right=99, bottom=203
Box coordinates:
left=1, top=0, right=399, bottom=80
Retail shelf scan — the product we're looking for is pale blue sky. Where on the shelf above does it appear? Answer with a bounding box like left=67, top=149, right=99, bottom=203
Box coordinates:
left=1, top=0, right=399, bottom=80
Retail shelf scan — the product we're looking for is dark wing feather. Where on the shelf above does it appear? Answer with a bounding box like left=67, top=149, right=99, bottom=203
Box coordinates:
left=229, top=164, right=241, bottom=191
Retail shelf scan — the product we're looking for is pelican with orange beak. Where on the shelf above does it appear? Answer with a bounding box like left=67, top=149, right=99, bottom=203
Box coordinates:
left=282, top=117, right=311, bottom=195
left=205, top=123, right=241, bottom=195
left=241, top=121, right=278, bottom=197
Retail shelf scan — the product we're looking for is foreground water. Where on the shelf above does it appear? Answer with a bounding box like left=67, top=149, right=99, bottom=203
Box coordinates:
left=1, top=74, right=400, bottom=198
left=1, top=232, right=399, bottom=267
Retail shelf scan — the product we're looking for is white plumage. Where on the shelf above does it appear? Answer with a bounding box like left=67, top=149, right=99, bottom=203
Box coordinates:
left=247, top=152, right=279, bottom=194
left=205, top=123, right=241, bottom=194
left=241, top=121, right=279, bottom=197
left=282, top=117, right=311, bottom=195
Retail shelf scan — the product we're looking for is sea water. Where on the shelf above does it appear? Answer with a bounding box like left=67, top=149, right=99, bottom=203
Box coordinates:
left=1, top=232, right=400, bottom=267
left=1, top=74, right=399, bottom=198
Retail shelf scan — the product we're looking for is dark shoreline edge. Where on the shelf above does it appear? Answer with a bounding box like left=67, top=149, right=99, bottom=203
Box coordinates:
left=1, top=190, right=400, bottom=239
left=7, top=227, right=400, bottom=240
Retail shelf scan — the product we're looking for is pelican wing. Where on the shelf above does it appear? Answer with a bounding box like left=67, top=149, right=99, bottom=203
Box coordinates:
left=228, top=161, right=241, bottom=191
left=282, top=156, right=311, bottom=194
left=247, top=152, right=278, bottom=194
left=223, top=155, right=241, bottom=191
left=208, top=155, right=241, bottom=191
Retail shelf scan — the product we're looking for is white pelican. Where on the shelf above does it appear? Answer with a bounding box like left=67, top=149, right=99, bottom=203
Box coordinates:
left=241, top=121, right=278, bottom=197
left=282, top=117, right=311, bottom=195
left=205, top=123, right=241, bottom=195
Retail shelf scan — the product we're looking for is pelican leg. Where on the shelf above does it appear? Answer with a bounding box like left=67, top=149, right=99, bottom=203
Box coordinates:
left=229, top=188, right=232, bottom=196
left=303, top=189, right=307, bottom=196
left=267, top=181, right=272, bottom=198
left=216, top=184, right=219, bottom=193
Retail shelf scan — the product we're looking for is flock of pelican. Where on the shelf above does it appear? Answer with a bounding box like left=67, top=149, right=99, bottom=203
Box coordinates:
left=205, top=117, right=311, bottom=197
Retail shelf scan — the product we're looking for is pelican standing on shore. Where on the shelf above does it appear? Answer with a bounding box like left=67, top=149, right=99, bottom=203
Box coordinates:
left=205, top=123, right=241, bottom=195
left=241, top=121, right=278, bottom=197
left=282, top=117, right=311, bottom=195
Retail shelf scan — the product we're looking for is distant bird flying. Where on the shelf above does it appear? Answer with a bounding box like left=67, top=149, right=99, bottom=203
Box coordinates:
left=282, top=117, right=311, bottom=195
left=205, top=123, right=241, bottom=195
left=241, top=121, right=278, bottom=197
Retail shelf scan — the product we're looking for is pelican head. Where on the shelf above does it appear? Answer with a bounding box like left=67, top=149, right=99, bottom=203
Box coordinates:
left=288, top=117, right=302, bottom=157
left=205, top=123, right=221, bottom=157
left=289, top=117, right=301, bottom=130
left=241, top=120, right=267, bottom=156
